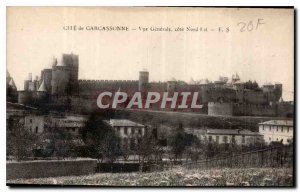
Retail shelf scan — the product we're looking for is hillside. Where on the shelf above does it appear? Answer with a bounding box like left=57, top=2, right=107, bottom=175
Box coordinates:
left=114, top=109, right=292, bottom=132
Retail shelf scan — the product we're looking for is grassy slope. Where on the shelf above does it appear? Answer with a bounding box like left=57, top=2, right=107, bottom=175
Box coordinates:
left=7, top=167, right=293, bottom=186
left=114, top=109, right=292, bottom=132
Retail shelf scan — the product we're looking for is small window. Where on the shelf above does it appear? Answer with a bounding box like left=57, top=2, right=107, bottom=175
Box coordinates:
left=232, top=135, right=236, bottom=144
left=269, top=126, right=271, bottom=131
left=262, top=125, right=264, bottom=131
left=208, top=136, right=212, bottom=142
left=242, top=135, right=245, bottom=144
left=223, top=136, right=228, bottom=143
left=276, top=126, right=278, bottom=132
left=287, top=127, right=289, bottom=132
left=72, top=128, right=75, bottom=132
left=35, top=126, right=38, bottom=133
left=216, top=136, right=219, bottom=144
left=269, top=137, right=271, bottom=141
left=124, top=127, right=128, bottom=135
left=30, top=119, right=32, bottom=123
left=281, top=127, right=283, bottom=132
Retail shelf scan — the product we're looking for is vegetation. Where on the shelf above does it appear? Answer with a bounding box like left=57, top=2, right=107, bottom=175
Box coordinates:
left=79, top=111, right=121, bottom=162
left=244, top=80, right=260, bottom=91
left=41, top=128, right=76, bottom=159
left=7, top=118, right=41, bottom=161
left=7, top=167, right=293, bottom=186
left=115, top=109, right=290, bottom=132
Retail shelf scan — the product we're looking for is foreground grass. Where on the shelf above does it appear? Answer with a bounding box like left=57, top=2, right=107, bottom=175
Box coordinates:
left=7, top=167, right=293, bottom=186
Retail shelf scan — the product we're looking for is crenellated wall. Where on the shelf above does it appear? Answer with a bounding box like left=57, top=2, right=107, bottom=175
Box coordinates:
left=233, top=103, right=277, bottom=116
left=17, top=53, right=288, bottom=117
left=78, top=79, right=139, bottom=95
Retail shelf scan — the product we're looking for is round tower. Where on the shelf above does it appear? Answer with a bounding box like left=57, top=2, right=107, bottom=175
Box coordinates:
left=37, top=80, right=49, bottom=103
left=138, top=70, right=149, bottom=92
left=51, top=58, right=71, bottom=95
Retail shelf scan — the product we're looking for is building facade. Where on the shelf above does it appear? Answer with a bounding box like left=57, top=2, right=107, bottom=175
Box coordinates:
left=24, top=115, right=44, bottom=134
left=185, top=128, right=263, bottom=145
left=23, top=114, right=87, bottom=137
left=259, top=120, right=293, bottom=145
left=50, top=115, right=87, bottom=138
left=105, top=119, right=146, bottom=151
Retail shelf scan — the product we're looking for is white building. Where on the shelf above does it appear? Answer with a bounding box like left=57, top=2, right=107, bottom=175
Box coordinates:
left=185, top=128, right=263, bottom=145
left=105, top=119, right=146, bottom=151
left=259, top=120, right=293, bottom=145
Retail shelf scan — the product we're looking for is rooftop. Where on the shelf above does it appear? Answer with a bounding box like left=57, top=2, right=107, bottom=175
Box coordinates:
left=206, top=129, right=262, bottom=136
left=54, top=115, right=87, bottom=122
left=259, top=120, right=293, bottom=127
left=106, top=119, right=145, bottom=127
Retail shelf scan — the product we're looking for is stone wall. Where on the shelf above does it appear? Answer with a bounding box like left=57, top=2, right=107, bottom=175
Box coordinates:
left=233, top=103, right=276, bottom=116
left=208, top=102, right=233, bottom=116
left=6, top=159, right=97, bottom=180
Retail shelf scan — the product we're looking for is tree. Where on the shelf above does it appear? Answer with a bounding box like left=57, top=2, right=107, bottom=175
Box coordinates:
left=244, top=80, right=260, bottom=90
left=136, top=133, right=161, bottom=171
left=79, top=111, right=120, bottom=162
left=44, top=127, right=76, bottom=159
left=7, top=118, right=41, bottom=161
left=99, top=131, right=122, bottom=163
left=169, top=129, right=186, bottom=161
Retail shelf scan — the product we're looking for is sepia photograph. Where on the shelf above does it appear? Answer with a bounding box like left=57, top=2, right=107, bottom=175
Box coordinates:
left=6, top=7, right=294, bottom=187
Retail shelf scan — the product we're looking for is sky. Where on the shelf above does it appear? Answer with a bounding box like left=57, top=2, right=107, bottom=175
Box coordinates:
left=7, top=7, right=294, bottom=101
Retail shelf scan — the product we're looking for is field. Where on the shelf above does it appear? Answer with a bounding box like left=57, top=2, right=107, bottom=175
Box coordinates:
left=7, top=167, right=293, bottom=186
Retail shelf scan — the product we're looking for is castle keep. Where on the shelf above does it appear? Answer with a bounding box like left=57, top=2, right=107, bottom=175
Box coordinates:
left=17, top=53, right=293, bottom=117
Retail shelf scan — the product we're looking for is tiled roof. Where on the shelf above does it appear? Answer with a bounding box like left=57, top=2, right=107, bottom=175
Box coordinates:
left=207, top=129, right=238, bottom=135
left=259, top=120, right=293, bottom=127
left=107, top=119, right=145, bottom=127
left=206, top=129, right=261, bottom=136
left=184, top=128, right=207, bottom=134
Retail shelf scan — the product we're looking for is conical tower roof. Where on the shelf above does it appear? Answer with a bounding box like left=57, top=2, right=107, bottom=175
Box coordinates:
left=8, top=79, right=17, bottom=89
left=279, top=97, right=284, bottom=102
left=38, top=80, right=47, bottom=92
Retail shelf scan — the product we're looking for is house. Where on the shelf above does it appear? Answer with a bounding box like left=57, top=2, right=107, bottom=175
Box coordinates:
left=24, top=115, right=45, bottom=134
left=185, top=128, right=263, bottom=145
left=105, top=119, right=146, bottom=151
left=24, top=114, right=87, bottom=137
left=259, top=120, right=293, bottom=145
left=50, top=115, right=87, bottom=137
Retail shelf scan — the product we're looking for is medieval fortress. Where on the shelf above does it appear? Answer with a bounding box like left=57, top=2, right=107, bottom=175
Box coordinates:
left=14, top=53, right=293, bottom=117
